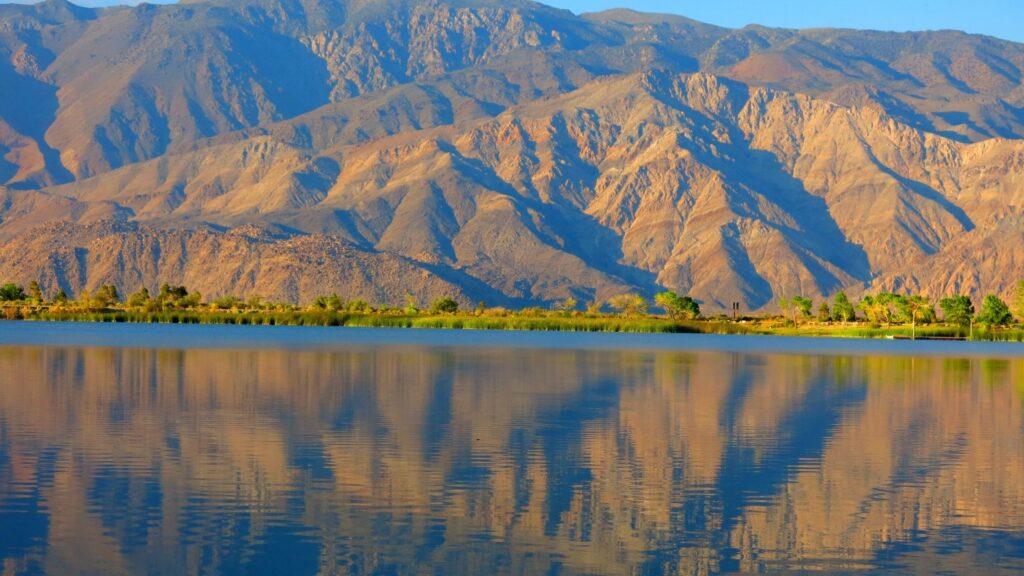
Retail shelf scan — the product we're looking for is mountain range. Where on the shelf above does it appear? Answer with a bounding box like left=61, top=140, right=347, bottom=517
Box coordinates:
left=1, top=0, right=1023, bottom=309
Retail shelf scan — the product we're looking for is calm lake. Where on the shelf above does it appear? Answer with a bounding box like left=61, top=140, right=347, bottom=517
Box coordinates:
left=1, top=322, right=1023, bottom=575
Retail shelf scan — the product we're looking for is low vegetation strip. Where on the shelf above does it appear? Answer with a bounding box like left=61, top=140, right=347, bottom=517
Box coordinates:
left=2, top=309, right=717, bottom=335
left=4, top=308, right=1024, bottom=341
left=2, top=281, right=1024, bottom=341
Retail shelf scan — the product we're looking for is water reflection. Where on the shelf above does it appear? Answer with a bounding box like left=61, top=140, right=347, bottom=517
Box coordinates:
left=0, top=343, right=1023, bottom=575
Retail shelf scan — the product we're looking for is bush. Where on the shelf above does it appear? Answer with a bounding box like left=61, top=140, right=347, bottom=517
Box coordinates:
left=607, top=293, right=648, bottom=317
left=0, top=283, right=26, bottom=302
left=430, top=297, right=459, bottom=314
left=655, top=291, right=701, bottom=320
left=213, top=295, right=244, bottom=310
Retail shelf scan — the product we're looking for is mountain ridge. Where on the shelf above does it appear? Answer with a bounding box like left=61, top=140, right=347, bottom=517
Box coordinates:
left=2, top=0, right=1024, bottom=309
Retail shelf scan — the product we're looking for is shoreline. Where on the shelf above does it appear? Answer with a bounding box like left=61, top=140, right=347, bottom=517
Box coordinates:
left=0, top=307, right=1019, bottom=341
left=3, top=320, right=1024, bottom=359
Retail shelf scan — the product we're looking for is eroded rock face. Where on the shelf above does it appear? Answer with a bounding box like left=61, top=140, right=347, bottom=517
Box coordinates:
left=0, top=220, right=491, bottom=306
left=2, top=0, right=1024, bottom=309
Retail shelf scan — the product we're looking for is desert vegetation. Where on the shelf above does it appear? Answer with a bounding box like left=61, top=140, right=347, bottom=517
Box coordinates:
left=3, top=281, right=1024, bottom=341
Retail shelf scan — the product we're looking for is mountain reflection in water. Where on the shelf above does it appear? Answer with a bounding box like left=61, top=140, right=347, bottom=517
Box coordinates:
left=0, top=340, right=1023, bottom=575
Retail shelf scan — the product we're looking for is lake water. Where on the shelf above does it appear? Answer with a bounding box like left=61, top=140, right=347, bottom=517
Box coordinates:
left=1, top=322, right=1024, bottom=575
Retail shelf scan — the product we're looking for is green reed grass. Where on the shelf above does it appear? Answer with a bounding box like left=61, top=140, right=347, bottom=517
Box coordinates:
left=7, top=305, right=1024, bottom=341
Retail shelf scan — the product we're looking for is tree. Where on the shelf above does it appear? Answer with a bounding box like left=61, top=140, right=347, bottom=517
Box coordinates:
left=607, top=293, right=648, bottom=317
left=430, top=296, right=459, bottom=314
left=93, top=285, right=120, bottom=308
left=792, top=296, right=813, bottom=321
left=901, top=295, right=934, bottom=340
left=179, top=292, right=202, bottom=308
left=778, top=297, right=793, bottom=323
left=128, top=287, right=151, bottom=308
left=882, top=293, right=907, bottom=324
left=28, top=281, right=43, bottom=303
left=856, top=295, right=875, bottom=323
left=555, top=297, right=578, bottom=312
left=551, top=297, right=578, bottom=317
left=404, top=293, right=419, bottom=315
left=53, top=288, right=68, bottom=304
left=857, top=295, right=894, bottom=325
left=977, top=294, right=1013, bottom=327
left=869, top=293, right=905, bottom=325
left=0, top=283, right=26, bottom=302
left=831, top=291, right=855, bottom=323
left=158, top=284, right=189, bottom=303
left=818, top=302, right=831, bottom=322
left=939, top=295, right=975, bottom=327
left=655, top=291, right=701, bottom=320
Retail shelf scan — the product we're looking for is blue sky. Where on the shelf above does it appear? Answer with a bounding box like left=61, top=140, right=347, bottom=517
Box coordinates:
left=545, top=0, right=1024, bottom=42
left=6, top=0, right=1023, bottom=43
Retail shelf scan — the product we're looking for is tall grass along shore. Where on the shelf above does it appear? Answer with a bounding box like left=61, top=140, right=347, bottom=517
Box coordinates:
left=2, top=282, right=1024, bottom=341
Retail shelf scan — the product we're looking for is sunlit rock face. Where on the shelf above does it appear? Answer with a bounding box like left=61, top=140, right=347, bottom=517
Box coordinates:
left=1, top=343, right=1023, bottom=574
left=2, top=0, right=1024, bottom=309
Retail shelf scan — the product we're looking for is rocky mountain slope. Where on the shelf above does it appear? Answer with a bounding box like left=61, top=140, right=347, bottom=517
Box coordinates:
left=1, top=0, right=1023, bottom=308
